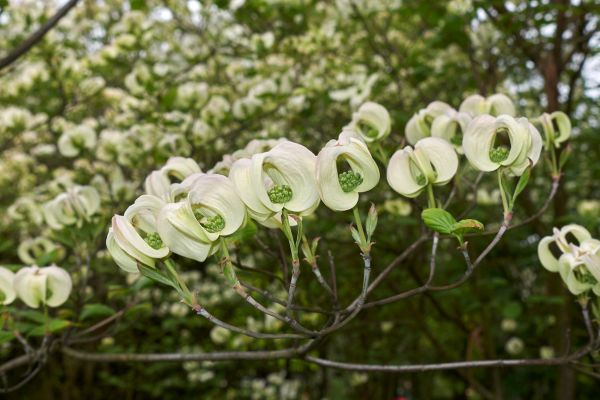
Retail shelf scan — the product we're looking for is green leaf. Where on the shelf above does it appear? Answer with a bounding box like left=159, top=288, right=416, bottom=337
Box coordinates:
left=34, top=249, right=60, bottom=266
left=17, top=310, right=46, bottom=324
left=365, top=203, right=378, bottom=240
left=503, top=302, right=523, bottom=319
left=559, top=145, right=571, bottom=170
left=350, top=226, right=362, bottom=246
left=421, top=208, right=456, bottom=234
left=511, top=164, right=531, bottom=206
left=137, top=264, right=178, bottom=290
left=0, top=331, right=14, bottom=345
left=28, top=319, right=72, bottom=336
left=80, top=304, right=116, bottom=321
left=452, top=219, right=484, bottom=236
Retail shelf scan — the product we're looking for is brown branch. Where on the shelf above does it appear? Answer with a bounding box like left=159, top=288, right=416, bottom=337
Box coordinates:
left=0, top=0, right=81, bottom=71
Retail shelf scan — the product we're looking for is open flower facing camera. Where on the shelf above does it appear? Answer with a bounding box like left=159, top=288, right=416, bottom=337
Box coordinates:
left=463, top=114, right=542, bottom=176
left=387, top=137, right=458, bottom=201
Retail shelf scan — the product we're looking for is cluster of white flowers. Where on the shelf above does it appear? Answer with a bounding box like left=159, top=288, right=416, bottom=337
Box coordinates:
left=0, top=265, right=72, bottom=308
left=538, top=224, right=600, bottom=295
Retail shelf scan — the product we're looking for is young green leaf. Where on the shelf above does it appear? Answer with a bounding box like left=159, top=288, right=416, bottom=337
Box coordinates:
left=421, top=208, right=456, bottom=234
left=452, top=219, right=484, bottom=236
left=80, top=304, right=116, bottom=321
left=365, top=203, right=378, bottom=240
left=137, top=264, right=178, bottom=290
left=512, top=163, right=531, bottom=205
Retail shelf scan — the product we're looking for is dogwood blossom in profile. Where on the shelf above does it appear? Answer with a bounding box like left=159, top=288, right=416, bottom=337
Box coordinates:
left=459, top=93, right=516, bottom=117
left=537, top=224, right=600, bottom=295
left=157, top=174, right=245, bottom=262
left=106, top=195, right=169, bottom=273
left=14, top=265, right=72, bottom=308
left=144, top=157, right=202, bottom=200
left=0, top=267, right=16, bottom=305
left=43, top=185, right=101, bottom=229
left=463, top=115, right=542, bottom=176
left=347, top=102, right=391, bottom=143
left=57, top=124, right=97, bottom=157
left=387, top=137, right=458, bottom=198
left=316, top=130, right=380, bottom=211
left=536, top=111, right=571, bottom=149
left=230, top=141, right=320, bottom=221
left=430, top=110, right=472, bottom=152
left=17, top=237, right=60, bottom=265
left=405, top=101, right=454, bottom=144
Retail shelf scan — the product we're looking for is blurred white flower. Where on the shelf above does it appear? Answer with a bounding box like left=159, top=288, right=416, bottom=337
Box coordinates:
left=459, top=93, right=516, bottom=117
left=405, top=101, right=454, bottom=144
left=347, top=101, right=391, bottom=143
left=14, top=265, right=72, bottom=308
left=505, top=337, right=524, bottom=355
left=0, top=267, right=17, bottom=305
left=58, top=125, right=97, bottom=158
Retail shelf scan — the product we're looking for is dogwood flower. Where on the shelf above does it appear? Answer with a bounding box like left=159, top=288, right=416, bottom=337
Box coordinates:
left=0, top=267, right=16, bottom=305
left=230, top=141, right=320, bottom=221
left=107, top=195, right=169, bottom=273
left=430, top=111, right=472, bottom=152
left=157, top=174, right=245, bottom=262
left=387, top=137, right=458, bottom=198
left=57, top=125, right=97, bottom=157
left=463, top=115, right=542, bottom=176
left=536, top=111, right=571, bottom=149
left=17, top=237, right=60, bottom=264
left=43, top=185, right=101, bottom=229
left=459, top=93, right=516, bottom=117
left=405, top=101, right=454, bottom=144
left=347, top=102, right=391, bottom=142
left=316, top=131, right=380, bottom=211
left=144, top=157, right=202, bottom=200
left=537, top=224, right=600, bottom=295
left=14, top=265, right=72, bottom=308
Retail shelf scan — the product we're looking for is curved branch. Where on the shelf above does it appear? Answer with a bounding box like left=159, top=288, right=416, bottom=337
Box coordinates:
left=0, top=0, right=81, bottom=71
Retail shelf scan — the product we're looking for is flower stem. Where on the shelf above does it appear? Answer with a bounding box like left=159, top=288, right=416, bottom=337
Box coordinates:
left=281, top=209, right=301, bottom=313
left=497, top=168, right=510, bottom=217
left=164, top=258, right=193, bottom=306
left=426, top=184, right=436, bottom=209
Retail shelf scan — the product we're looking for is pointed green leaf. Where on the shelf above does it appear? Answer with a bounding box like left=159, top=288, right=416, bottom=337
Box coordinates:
left=512, top=164, right=531, bottom=205
left=80, top=304, right=116, bottom=321
left=421, top=208, right=456, bottom=234
left=452, top=219, right=484, bottom=236
left=137, top=264, right=178, bottom=290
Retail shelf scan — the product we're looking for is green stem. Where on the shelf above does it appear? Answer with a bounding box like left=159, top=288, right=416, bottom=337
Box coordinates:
left=375, top=142, right=389, bottom=164
left=281, top=209, right=299, bottom=265
left=497, top=168, right=510, bottom=217
left=218, top=237, right=240, bottom=287
left=352, top=207, right=367, bottom=250
left=426, top=184, right=436, bottom=209
left=164, top=259, right=193, bottom=305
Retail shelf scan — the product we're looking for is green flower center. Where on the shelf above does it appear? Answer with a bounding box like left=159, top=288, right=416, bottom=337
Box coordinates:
left=268, top=184, right=293, bottom=204
left=202, top=214, right=225, bottom=233
left=450, top=133, right=462, bottom=146
left=575, top=267, right=598, bottom=285
left=193, top=209, right=225, bottom=233
left=338, top=170, right=363, bottom=193
left=489, top=146, right=510, bottom=163
left=144, top=232, right=164, bottom=249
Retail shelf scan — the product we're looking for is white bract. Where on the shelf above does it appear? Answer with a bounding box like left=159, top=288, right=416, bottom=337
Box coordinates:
left=0, top=267, right=16, bottom=305
left=430, top=111, right=472, bottom=153
left=43, top=185, right=101, bottom=229
left=536, top=111, right=571, bottom=149
left=107, top=195, right=169, bottom=273
left=57, top=125, right=97, bottom=157
left=463, top=115, right=542, bottom=176
left=14, top=265, right=72, bottom=308
left=316, top=131, right=380, bottom=211
left=537, top=224, right=600, bottom=295
left=230, top=141, right=320, bottom=221
left=17, top=237, right=59, bottom=264
left=157, top=174, right=245, bottom=262
left=387, top=137, right=458, bottom=198
left=459, top=93, right=516, bottom=117
left=144, top=157, right=202, bottom=200
left=347, top=102, right=391, bottom=143
left=405, top=101, right=454, bottom=145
